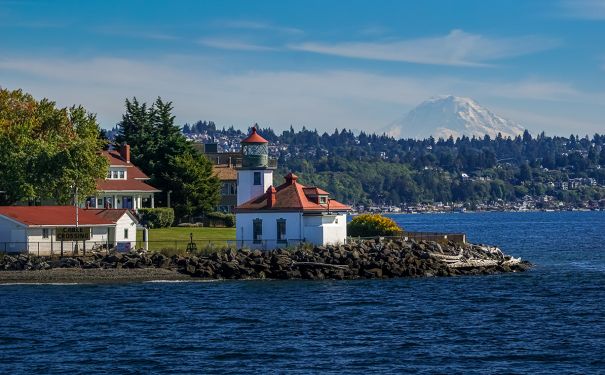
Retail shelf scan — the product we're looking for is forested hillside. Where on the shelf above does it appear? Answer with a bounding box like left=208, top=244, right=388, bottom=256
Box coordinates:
left=188, top=122, right=605, bottom=205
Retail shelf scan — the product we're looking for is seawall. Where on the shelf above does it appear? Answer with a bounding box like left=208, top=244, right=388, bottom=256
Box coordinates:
left=0, top=238, right=530, bottom=281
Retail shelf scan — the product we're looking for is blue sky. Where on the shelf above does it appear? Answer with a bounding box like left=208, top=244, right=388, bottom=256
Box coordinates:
left=1, top=0, right=604, bottom=135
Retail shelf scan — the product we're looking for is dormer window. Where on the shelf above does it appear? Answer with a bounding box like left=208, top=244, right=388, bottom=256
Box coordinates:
left=107, top=168, right=127, bottom=179
left=319, top=196, right=328, bottom=204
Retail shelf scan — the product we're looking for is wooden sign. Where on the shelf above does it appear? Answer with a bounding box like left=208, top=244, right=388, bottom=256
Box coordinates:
left=56, top=227, right=91, bottom=241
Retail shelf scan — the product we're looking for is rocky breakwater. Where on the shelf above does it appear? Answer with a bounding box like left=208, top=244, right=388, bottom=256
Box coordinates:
left=0, top=238, right=531, bottom=280
left=178, top=238, right=531, bottom=280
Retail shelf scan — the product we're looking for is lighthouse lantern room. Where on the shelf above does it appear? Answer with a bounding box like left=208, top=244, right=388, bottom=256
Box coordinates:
left=236, top=127, right=275, bottom=205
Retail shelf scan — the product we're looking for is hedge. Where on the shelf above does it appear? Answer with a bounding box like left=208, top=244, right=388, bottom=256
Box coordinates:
left=138, top=208, right=175, bottom=228
left=205, top=211, right=235, bottom=227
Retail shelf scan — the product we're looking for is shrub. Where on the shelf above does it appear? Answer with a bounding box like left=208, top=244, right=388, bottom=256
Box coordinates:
left=138, top=208, right=175, bottom=228
left=347, top=214, right=403, bottom=237
left=205, top=211, right=235, bottom=228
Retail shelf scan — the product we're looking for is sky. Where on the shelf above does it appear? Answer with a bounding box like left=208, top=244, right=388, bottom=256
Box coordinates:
left=0, top=0, right=604, bottom=136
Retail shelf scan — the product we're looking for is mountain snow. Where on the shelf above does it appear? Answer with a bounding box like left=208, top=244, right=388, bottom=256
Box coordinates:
left=387, top=95, right=525, bottom=140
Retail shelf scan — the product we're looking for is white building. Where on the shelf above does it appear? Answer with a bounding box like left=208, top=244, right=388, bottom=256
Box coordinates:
left=0, top=206, right=139, bottom=255
left=235, top=129, right=350, bottom=249
left=85, top=144, right=160, bottom=210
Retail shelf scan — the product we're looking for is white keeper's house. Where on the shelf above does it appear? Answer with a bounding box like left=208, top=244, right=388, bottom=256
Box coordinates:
left=0, top=206, right=138, bottom=255
left=235, top=128, right=351, bottom=249
left=85, top=144, right=160, bottom=210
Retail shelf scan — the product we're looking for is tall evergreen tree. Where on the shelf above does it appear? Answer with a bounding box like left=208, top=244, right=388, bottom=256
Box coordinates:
left=115, top=97, right=220, bottom=219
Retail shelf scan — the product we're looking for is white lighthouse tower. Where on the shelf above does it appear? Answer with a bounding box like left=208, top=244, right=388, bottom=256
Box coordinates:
left=236, top=127, right=275, bottom=205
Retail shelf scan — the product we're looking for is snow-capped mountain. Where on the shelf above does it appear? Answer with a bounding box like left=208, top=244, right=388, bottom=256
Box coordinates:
left=387, top=95, right=525, bottom=140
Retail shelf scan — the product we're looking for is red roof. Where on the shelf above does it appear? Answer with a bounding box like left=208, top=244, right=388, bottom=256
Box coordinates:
left=96, top=179, right=160, bottom=193
left=87, top=209, right=138, bottom=224
left=236, top=173, right=351, bottom=212
left=102, top=150, right=130, bottom=166
left=101, top=150, right=150, bottom=180
left=241, top=127, right=268, bottom=144
left=0, top=206, right=117, bottom=226
left=303, top=187, right=330, bottom=196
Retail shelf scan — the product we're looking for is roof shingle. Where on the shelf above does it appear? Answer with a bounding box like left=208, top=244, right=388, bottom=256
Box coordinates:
left=236, top=173, right=350, bottom=212
left=0, top=206, right=120, bottom=226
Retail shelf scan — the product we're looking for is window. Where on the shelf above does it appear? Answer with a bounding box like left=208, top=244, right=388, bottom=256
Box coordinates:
left=42, top=229, right=49, bottom=239
left=124, top=228, right=129, bottom=239
left=277, top=219, right=286, bottom=243
left=319, top=196, right=327, bottom=204
left=97, top=198, right=103, bottom=207
left=253, top=172, right=261, bottom=185
left=253, top=219, right=262, bottom=244
left=118, top=170, right=125, bottom=179
left=243, top=143, right=267, bottom=155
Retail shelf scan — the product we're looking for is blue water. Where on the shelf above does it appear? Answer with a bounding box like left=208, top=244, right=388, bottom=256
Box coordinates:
left=1, top=211, right=604, bottom=374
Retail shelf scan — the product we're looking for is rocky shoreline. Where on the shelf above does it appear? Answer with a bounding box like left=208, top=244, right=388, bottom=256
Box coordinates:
left=0, top=238, right=530, bottom=283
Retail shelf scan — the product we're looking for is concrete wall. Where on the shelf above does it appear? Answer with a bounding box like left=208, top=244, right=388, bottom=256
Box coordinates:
left=236, top=169, right=273, bottom=205
left=114, top=213, right=137, bottom=249
left=236, top=211, right=348, bottom=249
left=0, top=215, right=26, bottom=253
left=236, top=211, right=302, bottom=249
left=303, top=213, right=347, bottom=246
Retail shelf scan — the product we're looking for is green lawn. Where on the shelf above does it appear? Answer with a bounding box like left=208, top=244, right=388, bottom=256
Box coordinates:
left=137, top=227, right=236, bottom=251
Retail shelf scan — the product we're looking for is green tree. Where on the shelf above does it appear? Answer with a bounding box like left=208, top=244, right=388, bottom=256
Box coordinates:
left=116, top=97, right=220, bottom=220
left=168, top=153, right=220, bottom=221
left=0, top=88, right=107, bottom=205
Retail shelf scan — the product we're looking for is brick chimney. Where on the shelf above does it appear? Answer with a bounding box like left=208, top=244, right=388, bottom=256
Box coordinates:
left=120, top=144, right=131, bottom=163
left=267, top=185, right=277, bottom=208
left=284, top=172, right=298, bottom=185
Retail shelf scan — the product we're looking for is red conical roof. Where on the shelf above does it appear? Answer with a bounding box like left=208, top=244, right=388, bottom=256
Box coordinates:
left=241, top=127, right=268, bottom=143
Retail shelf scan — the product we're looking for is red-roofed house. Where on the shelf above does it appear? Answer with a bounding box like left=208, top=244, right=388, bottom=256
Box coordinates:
left=0, top=206, right=138, bottom=254
left=85, top=145, right=160, bottom=210
left=235, top=130, right=350, bottom=249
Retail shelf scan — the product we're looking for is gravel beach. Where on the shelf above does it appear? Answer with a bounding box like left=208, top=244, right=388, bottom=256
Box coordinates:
left=0, top=268, right=193, bottom=284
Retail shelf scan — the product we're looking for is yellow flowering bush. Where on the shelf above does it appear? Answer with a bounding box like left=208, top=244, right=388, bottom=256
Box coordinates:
left=347, top=214, right=403, bottom=237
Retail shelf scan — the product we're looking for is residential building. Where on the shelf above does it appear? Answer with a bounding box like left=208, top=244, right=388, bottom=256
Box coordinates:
left=86, top=144, right=160, bottom=210
left=212, top=164, right=237, bottom=212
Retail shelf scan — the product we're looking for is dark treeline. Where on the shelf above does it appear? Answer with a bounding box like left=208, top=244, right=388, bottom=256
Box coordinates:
left=187, top=121, right=605, bottom=205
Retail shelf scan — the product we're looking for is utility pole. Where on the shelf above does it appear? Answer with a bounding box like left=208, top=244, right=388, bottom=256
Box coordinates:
left=74, top=184, right=79, bottom=256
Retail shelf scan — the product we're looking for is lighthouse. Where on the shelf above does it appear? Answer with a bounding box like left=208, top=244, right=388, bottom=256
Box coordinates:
left=237, top=127, right=275, bottom=205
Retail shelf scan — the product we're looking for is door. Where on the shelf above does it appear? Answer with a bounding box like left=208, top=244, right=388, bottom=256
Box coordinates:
left=123, top=196, right=133, bottom=209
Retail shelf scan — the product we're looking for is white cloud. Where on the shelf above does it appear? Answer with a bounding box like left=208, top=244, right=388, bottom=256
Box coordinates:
left=0, top=55, right=601, bottom=135
left=289, top=29, right=559, bottom=67
left=559, top=0, right=605, bottom=19
left=472, top=79, right=582, bottom=101
left=198, top=37, right=276, bottom=51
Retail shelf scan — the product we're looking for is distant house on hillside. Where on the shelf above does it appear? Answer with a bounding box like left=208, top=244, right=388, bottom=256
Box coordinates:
left=212, top=164, right=237, bottom=213
left=85, top=144, right=160, bottom=210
